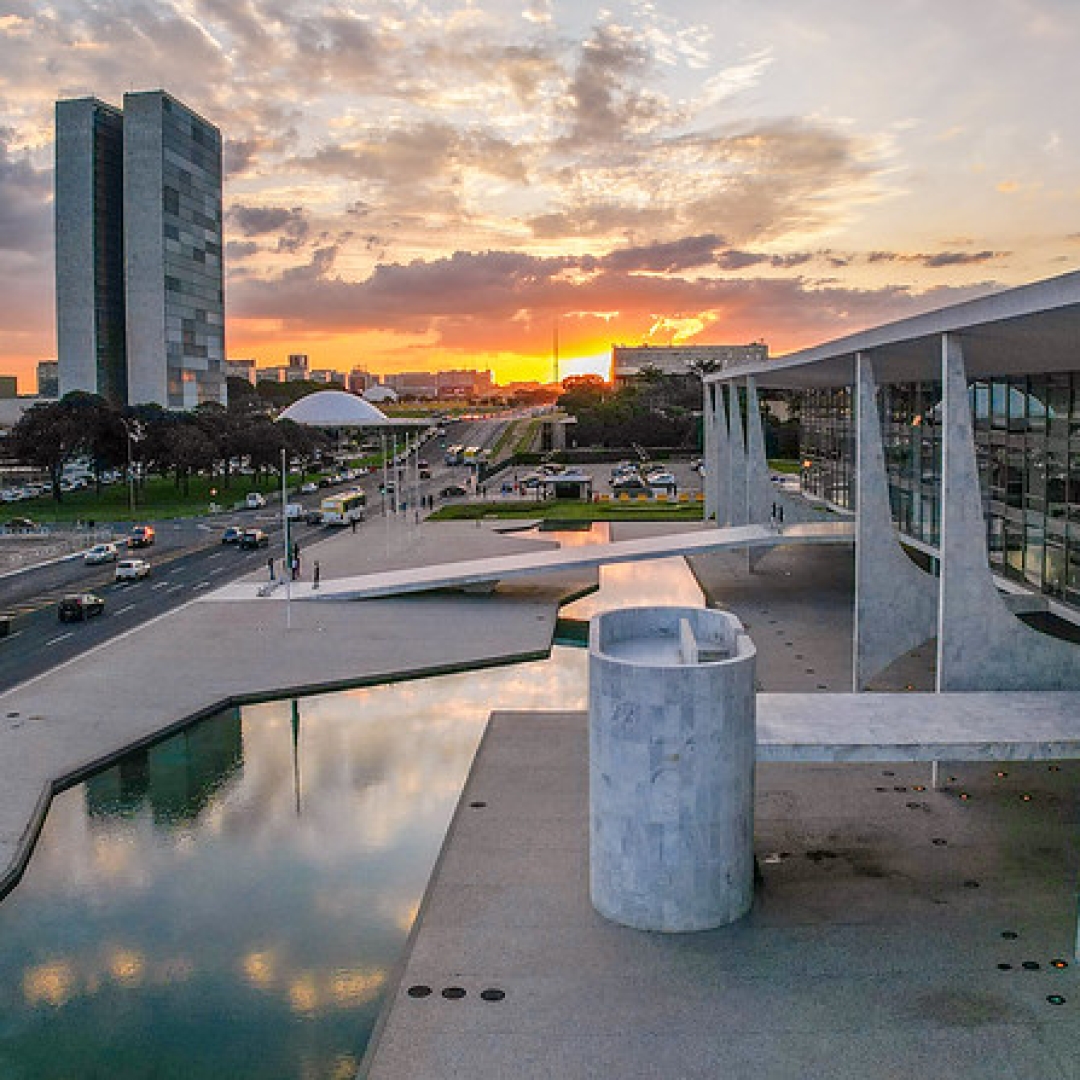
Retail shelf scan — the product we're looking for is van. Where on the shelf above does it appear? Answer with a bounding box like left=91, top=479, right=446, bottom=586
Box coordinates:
left=285, top=503, right=303, bottom=519
left=246, top=492, right=267, bottom=509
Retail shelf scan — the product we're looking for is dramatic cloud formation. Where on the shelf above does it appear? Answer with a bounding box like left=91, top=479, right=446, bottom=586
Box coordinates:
left=2, top=0, right=1079, bottom=385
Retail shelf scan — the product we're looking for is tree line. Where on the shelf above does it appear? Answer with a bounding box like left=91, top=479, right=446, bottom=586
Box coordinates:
left=7, top=382, right=331, bottom=502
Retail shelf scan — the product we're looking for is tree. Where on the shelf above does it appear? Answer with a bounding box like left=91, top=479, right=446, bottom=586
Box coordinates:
left=8, top=393, right=112, bottom=501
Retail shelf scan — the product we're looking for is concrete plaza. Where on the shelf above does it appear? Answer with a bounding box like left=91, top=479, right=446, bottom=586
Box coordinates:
left=1, top=519, right=1078, bottom=1078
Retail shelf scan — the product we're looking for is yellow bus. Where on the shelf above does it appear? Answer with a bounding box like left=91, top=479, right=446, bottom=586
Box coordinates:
left=319, top=489, right=366, bottom=525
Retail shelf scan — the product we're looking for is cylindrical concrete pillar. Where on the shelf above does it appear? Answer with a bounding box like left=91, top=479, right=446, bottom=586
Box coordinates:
left=589, top=606, right=756, bottom=932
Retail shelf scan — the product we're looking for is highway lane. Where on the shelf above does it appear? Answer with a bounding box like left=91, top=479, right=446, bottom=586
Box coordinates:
left=0, top=422, right=514, bottom=692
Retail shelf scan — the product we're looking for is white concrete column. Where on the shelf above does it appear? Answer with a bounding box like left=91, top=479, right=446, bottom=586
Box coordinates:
left=937, top=333, right=1080, bottom=690
left=589, top=606, right=757, bottom=932
left=703, top=383, right=719, bottom=522
left=715, top=383, right=731, bottom=526
left=745, top=377, right=770, bottom=526
left=853, top=353, right=938, bottom=691
left=727, top=383, right=748, bottom=527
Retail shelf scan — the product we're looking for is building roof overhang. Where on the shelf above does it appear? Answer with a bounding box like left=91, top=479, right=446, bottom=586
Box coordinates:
left=704, top=269, right=1080, bottom=390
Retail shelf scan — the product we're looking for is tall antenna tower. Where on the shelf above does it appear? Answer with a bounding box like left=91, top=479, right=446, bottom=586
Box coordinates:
left=552, top=319, right=560, bottom=384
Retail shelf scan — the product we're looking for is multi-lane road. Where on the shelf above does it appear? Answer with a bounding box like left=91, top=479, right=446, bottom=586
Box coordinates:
left=0, top=417, right=513, bottom=692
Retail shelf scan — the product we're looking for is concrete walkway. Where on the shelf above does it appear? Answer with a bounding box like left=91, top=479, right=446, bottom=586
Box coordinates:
left=210, top=520, right=854, bottom=602
left=364, top=711, right=1080, bottom=1080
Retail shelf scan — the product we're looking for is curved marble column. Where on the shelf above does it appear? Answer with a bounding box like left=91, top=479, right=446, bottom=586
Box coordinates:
left=853, top=353, right=939, bottom=690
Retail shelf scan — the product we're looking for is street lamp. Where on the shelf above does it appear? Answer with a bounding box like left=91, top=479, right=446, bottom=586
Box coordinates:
left=121, top=417, right=145, bottom=518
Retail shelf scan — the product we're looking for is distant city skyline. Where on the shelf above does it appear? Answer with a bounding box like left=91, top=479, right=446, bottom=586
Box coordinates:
left=2, top=0, right=1079, bottom=392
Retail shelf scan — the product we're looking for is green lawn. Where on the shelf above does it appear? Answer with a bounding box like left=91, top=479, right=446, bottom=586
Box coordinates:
left=6, top=474, right=283, bottom=525
left=430, top=498, right=704, bottom=522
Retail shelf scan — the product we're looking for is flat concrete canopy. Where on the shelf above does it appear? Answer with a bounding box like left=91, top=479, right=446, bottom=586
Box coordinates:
left=704, top=268, right=1080, bottom=389
left=211, top=522, right=854, bottom=603
left=758, top=691, right=1080, bottom=762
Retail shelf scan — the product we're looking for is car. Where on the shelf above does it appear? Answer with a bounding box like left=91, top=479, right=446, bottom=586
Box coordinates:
left=221, top=526, right=244, bottom=544
left=245, top=492, right=267, bottom=509
left=84, top=542, right=120, bottom=565
left=58, top=593, right=105, bottom=622
left=115, top=558, right=150, bottom=581
left=300, top=481, right=318, bottom=494
left=238, top=528, right=269, bottom=549
left=439, top=484, right=468, bottom=498
left=127, top=524, right=155, bottom=548
left=5, top=517, right=37, bottom=531
left=304, top=509, right=324, bottom=526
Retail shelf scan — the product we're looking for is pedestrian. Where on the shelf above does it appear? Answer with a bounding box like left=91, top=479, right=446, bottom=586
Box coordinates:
left=267, top=555, right=275, bottom=581
left=777, top=503, right=784, bottom=527
left=351, top=516, right=358, bottom=534
left=313, top=560, right=320, bottom=590
left=291, top=555, right=300, bottom=580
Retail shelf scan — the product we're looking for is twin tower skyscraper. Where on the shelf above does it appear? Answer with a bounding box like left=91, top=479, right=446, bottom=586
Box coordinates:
left=55, top=91, right=226, bottom=409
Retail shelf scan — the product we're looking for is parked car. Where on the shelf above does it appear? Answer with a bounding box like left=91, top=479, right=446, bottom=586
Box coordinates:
left=439, top=484, right=468, bottom=498
left=300, top=481, right=318, bottom=494
left=84, top=542, right=120, bottom=565
left=127, top=524, right=155, bottom=547
left=245, top=492, right=267, bottom=509
left=238, top=528, right=269, bottom=549
left=304, top=509, right=324, bottom=526
left=5, top=517, right=37, bottom=531
left=58, top=593, right=105, bottom=622
left=115, top=558, right=150, bottom=581
left=221, top=526, right=244, bottom=544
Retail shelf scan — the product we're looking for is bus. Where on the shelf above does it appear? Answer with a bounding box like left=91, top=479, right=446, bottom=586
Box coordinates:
left=319, top=489, right=366, bottom=525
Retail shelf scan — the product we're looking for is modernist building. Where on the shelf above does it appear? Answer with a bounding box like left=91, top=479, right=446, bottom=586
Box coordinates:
left=702, top=269, right=1080, bottom=693
left=55, top=91, right=225, bottom=409
left=612, top=343, right=768, bottom=385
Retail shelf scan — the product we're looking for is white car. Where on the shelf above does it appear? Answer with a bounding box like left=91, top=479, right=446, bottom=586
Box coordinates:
left=115, top=558, right=150, bottom=581
left=245, top=492, right=267, bottom=509
left=300, top=482, right=318, bottom=494
left=84, top=542, right=121, bottom=565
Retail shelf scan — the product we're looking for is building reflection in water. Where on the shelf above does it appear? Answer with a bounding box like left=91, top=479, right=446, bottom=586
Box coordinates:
left=0, top=535, right=702, bottom=1078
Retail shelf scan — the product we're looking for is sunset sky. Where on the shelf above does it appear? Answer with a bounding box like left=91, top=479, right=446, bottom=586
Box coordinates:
left=2, top=0, right=1079, bottom=389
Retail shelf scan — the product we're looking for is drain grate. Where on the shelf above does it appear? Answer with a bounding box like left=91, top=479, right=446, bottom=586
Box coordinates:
left=480, top=989, right=506, bottom=1002
left=441, top=987, right=467, bottom=1000
left=407, top=985, right=432, bottom=998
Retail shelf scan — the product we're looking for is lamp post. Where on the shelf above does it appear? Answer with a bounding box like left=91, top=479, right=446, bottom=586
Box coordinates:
left=120, top=418, right=145, bottom=518
left=281, top=446, right=292, bottom=630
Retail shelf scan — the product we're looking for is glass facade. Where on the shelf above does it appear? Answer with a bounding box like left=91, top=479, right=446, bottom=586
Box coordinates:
left=159, top=96, right=225, bottom=408
left=91, top=104, right=127, bottom=404
left=799, top=373, right=1080, bottom=615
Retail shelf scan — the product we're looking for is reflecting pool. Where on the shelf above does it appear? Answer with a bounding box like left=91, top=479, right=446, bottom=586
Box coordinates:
left=0, top=534, right=703, bottom=1079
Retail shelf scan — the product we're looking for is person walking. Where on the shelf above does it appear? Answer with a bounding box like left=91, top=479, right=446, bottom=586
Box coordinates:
left=313, top=561, right=320, bottom=590
left=351, top=516, right=358, bottom=534
left=267, top=555, right=275, bottom=581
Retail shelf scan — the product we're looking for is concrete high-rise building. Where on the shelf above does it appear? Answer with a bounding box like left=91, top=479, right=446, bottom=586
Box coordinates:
left=55, top=97, right=127, bottom=404
left=55, top=90, right=225, bottom=409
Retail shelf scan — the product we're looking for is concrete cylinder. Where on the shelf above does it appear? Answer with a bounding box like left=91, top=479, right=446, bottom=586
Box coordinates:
left=589, top=606, right=756, bottom=932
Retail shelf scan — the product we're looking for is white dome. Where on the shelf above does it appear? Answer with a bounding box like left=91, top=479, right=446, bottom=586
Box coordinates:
left=278, top=390, right=391, bottom=426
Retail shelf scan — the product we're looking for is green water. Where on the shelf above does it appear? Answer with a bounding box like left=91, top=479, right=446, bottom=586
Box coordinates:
left=0, top=531, right=702, bottom=1078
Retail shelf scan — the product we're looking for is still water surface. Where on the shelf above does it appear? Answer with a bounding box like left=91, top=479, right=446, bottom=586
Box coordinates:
left=0, top=529, right=702, bottom=1079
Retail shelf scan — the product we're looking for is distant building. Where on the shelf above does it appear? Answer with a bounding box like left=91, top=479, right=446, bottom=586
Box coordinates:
left=612, top=344, right=768, bottom=385
left=55, top=90, right=225, bottom=409
left=383, top=369, right=494, bottom=399
left=348, top=368, right=377, bottom=394
left=310, top=369, right=345, bottom=387
left=37, top=361, right=59, bottom=398
left=226, top=358, right=256, bottom=384
left=0, top=376, right=17, bottom=399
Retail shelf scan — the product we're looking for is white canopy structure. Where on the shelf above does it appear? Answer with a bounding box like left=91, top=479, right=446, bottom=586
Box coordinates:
left=278, top=389, right=391, bottom=427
